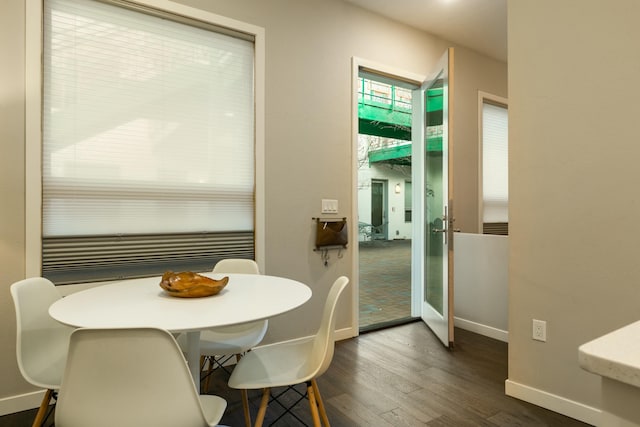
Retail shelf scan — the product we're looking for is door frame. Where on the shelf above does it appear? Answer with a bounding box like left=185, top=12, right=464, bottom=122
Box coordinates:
left=350, top=57, right=425, bottom=334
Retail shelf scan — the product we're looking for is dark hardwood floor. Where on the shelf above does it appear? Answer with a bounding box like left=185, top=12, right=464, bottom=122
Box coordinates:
left=1, top=322, right=591, bottom=426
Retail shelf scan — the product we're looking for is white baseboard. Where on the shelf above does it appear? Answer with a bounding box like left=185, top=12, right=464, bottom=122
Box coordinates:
left=454, top=316, right=509, bottom=342
left=505, top=379, right=601, bottom=426
left=0, top=389, right=45, bottom=417
left=335, top=326, right=357, bottom=342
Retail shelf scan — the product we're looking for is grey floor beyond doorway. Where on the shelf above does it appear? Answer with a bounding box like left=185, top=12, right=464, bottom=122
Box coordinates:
left=359, top=238, right=412, bottom=330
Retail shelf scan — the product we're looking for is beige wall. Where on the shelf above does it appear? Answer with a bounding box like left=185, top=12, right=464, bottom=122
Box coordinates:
left=0, top=0, right=29, bottom=403
left=453, top=47, right=508, bottom=232
left=508, top=0, right=640, bottom=419
left=0, top=0, right=506, bottom=411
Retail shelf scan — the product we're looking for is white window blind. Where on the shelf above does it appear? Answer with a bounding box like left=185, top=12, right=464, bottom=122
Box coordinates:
left=482, top=102, right=508, bottom=224
left=42, top=0, right=255, bottom=283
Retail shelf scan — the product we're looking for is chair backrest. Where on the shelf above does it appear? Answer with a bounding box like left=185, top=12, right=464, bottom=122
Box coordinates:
left=212, top=258, right=260, bottom=274
left=309, top=276, right=349, bottom=378
left=56, top=328, right=224, bottom=427
left=209, top=257, right=268, bottom=338
left=10, top=277, right=73, bottom=389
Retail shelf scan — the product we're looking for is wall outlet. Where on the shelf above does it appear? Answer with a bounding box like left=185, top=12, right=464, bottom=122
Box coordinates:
left=532, top=319, right=547, bottom=342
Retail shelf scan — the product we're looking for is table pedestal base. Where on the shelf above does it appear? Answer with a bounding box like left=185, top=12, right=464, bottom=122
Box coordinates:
left=186, top=331, right=201, bottom=391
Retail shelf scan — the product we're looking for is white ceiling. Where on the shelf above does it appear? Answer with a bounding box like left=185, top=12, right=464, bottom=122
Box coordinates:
left=343, top=0, right=507, bottom=62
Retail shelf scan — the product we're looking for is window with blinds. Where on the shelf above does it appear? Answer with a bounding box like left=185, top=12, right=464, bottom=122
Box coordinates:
left=42, top=0, right=256, bottom=284
left=481, top=100, right=508, bottom=235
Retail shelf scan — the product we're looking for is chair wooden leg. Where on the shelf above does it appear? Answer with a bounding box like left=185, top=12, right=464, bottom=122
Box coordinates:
left=240, top=388, right=252, bottom=427
left=306, top=382, right=322, bottom=427
left=253, top=387, right=270, bottom=427
left=32, top=389, right=53, bottom=427
left=235, top=354, right=252, bottom=427
left=311, top=379, right=330, bottom=426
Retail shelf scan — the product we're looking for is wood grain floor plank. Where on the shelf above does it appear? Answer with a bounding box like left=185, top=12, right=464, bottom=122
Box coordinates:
left=322, top=365, right=443, bottom=423
left=326, top=393, right=396, bottom=427
left=487, top=410, right=551, bottom=427
left=379, top=405, right=436, bottom=426
left=426, top=413, right=500, bottom=427
left=331, top=342, right=424, bottom=394
left=407, top=383, right=502, bottom=426
left=416, top=366, right=503, bottom=418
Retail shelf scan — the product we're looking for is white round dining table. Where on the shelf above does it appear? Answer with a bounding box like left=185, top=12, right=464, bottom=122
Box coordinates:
left=49, top=272, right=312, bottom=390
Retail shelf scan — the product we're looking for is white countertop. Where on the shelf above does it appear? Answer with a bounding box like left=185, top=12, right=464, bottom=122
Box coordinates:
left=579, top=319, right=640, bottom=388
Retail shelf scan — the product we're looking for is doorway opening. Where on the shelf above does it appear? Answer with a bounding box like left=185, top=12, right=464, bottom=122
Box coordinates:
left=357, top=71, right=418, bottom=332
left=353, top=49, right=455, bottom=346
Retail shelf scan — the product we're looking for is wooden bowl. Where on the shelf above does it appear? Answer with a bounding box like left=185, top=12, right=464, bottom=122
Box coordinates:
left=159, top=271, right=229, bottom=298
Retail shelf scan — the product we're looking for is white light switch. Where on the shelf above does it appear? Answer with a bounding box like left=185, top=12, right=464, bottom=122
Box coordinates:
left=321, top=199, right=338, bottom=214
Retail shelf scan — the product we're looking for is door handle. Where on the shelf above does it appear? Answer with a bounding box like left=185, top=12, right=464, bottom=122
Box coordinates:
left=432, top=228, right=446, bottom=233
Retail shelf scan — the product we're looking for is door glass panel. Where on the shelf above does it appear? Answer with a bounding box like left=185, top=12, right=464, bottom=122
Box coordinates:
left=425, top=76, right=445, bottom=315
left=418, top=47, right=453, bottom=348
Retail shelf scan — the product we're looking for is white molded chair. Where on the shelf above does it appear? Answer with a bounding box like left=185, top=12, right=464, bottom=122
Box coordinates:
left=10, top=277, right=74, bottom=427
left=228, top=276, right=349, bottom=427
left=55, top=327, right=227, bottom=427
left=212, top=258, right=261, bottom=275
left=177, top=258, right=266, bottom=427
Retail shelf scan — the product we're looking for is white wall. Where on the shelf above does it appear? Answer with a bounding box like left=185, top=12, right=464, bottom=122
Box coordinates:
left=508, top=1, right=640, bottom=424
left=357, top=163, right=412, bottom=240
left=454, top=233, right=508, bottom=342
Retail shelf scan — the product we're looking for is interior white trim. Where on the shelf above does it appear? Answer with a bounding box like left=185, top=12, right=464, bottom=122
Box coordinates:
left=0, top=390, right=46, bottom=417
left=454, top=317, right=508, bottom=342
left=350, top=57, right=360, bottom=336
left=350, top=57, right=425, bottom=336
left=25, top=0, right=43, bottom=278
left=505, top=379, right=601, bottom=426
left=334, top=326, right=355, bottom=342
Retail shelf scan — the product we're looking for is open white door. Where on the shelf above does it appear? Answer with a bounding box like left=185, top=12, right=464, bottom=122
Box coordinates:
left=412, top=48, right=455, bottom=347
